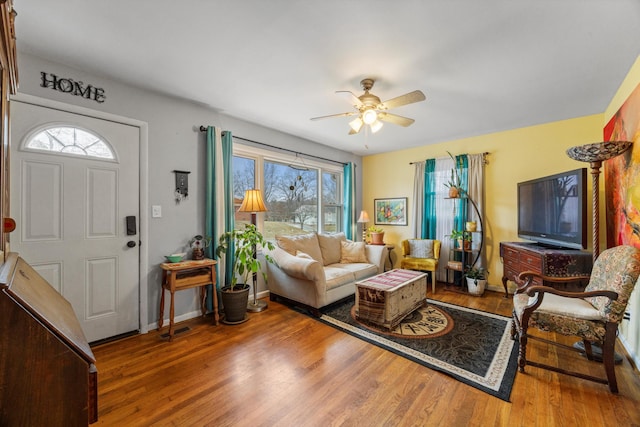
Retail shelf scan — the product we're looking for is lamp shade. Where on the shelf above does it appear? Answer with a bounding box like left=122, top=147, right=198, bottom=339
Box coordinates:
left=238, top=189, right=268, bottom=213
left=566, top=140, right=632, bottom=163
left=357, top=210, right=370, bottom=223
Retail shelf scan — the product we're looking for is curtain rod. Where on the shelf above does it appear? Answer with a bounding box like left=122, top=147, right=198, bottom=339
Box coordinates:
left=409, top=152, right=490, bottom=165
left=199, top=125, right=347, bottom=166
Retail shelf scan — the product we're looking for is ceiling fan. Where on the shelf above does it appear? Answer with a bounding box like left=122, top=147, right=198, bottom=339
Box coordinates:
left=311, top=78, right=426, bottom=135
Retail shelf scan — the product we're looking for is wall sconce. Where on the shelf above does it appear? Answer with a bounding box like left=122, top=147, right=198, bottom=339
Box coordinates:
left=173, top=170, right=190, bottom=203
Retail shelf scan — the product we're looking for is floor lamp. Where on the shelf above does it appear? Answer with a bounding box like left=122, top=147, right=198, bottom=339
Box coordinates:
left=357, top=210, right=370, bottom=242
left=566, top=140, right=632, bottom=261
left=566, top=140, right=632, bottom=362
left=238, top=189, right=269, bottom=313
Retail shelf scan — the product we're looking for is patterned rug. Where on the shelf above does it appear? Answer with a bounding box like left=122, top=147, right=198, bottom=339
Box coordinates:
left=318, top=298, right=519, bottom=401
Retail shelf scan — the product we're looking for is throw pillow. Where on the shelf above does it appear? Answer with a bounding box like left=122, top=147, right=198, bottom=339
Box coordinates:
left=340, top=241, right=368, bottom=263
left=276, top=233, right=323, bottom=263
left=409, top=239, right=434, bottom=258
left=317, top=232, right=346, bottom=265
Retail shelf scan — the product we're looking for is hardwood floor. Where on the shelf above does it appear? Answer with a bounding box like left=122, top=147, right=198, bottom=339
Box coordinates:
left=92, top=286, right=640, bottom=426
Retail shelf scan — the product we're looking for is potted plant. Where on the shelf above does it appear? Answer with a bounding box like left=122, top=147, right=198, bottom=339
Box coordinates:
left=446, top=229, right=471, bottom=250
left=366, top=225, right=385, bottom=245
left=215, top=223, right=276, bottom=323
left=443, top=151, right=464, bottom=198
left=465, top=266, right=488, bottom=295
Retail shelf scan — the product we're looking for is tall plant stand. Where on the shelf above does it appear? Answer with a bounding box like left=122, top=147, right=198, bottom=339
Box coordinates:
left=444, top=195, right=484, bottom=294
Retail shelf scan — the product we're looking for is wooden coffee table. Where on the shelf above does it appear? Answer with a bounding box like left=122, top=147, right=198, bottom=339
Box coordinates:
left=354, top=269, right=427, bottom=330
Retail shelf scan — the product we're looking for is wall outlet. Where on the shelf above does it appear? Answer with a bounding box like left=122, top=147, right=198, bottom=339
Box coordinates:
left=152, top=205, right=162, bottom=218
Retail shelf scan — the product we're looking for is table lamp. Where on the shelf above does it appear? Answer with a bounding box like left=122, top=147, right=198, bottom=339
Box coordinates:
left=357, top=210, right=370, bottom=242
left=238, top=189, right=269, bottom=312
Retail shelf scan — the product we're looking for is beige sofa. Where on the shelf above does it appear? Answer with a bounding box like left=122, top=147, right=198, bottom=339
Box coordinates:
left=266, top=232, right=387, bottom=316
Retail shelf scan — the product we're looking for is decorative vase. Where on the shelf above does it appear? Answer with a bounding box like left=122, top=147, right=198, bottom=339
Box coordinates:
left=465, top=221, right=477, bottom=232
left=466, top=277, right=486, bottom=296
left=220, top=284, right=250, bottom=324
left=192, top=248, right=204, bottom=260
left=370, top=232, right=385, bottom=245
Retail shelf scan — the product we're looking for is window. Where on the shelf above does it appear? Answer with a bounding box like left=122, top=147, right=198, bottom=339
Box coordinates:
left=233, top=146, right=343, bottom=240
left=24, top=125, right=115, bottom=160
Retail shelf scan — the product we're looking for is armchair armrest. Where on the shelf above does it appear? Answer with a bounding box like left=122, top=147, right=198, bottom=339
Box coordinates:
left=516, top=270, right=591, bottom=290
left=365, top=244, right=387, bottom=273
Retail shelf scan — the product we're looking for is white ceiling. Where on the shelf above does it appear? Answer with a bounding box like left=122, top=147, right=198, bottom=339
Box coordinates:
left=14, top=0, right=640, bottom=156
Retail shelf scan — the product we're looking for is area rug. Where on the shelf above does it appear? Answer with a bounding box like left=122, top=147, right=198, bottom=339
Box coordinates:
left=317, top=299, right=519, bottom=401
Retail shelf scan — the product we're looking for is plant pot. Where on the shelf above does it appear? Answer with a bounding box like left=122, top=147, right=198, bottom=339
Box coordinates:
left=221, top=284, right=250, bottom=324
left=466, top=277, right=486, bottom=296
left=370, top=232, right=385, bottom=245
left=465, top=221, right=477, bottom=232
left=448, top=187, right=460, bottom=198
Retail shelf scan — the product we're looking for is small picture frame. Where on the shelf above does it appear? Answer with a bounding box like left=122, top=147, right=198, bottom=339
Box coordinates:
left=374, top=197, right=408, bottom=225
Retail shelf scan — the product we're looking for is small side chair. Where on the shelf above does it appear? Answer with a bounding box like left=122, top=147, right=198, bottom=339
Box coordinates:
left=511, top=245, right=640, bottom=393
left=400, top=239, right=441, bottom=293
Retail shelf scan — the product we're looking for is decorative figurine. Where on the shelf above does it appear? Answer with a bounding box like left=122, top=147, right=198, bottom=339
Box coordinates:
left=189, top=234, right=211, bottom=260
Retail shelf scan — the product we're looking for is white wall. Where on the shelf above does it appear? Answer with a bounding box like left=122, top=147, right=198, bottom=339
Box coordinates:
left=16, top=52, right=363, bottom=329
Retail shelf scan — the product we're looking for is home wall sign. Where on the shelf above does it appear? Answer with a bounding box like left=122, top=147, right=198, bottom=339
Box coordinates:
left=40, top=71, right=106, bottom=103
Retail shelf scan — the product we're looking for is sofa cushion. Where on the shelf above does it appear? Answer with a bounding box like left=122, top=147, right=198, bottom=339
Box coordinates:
left=276, top=233, right=323, bottom=263
left=408, top=239, right=434, bottom=258
left=340, top=241, right=368, bottom=263
left=333, top=262, right=378, bottom=281
left=317, top=232, right=346, bottom=265
left=324, top=266, right=356, bottom=290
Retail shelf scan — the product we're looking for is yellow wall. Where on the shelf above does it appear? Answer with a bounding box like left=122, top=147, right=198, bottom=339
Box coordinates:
left=362, top=114, right=603, bottom=293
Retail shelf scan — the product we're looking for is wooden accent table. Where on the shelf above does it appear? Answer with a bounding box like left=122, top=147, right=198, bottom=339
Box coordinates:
left=158, top=258, right=218, bottom=341
left=500, top=242, right=593, bottom=298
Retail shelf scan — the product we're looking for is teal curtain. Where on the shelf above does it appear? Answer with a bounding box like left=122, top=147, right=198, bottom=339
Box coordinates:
left=423, top=159, right=437, bottom=238
left=343, top=162, right=355, bottom=240
left=205, top=126, right=234, bottom=311
left=453, top=154, right=469, bottom=231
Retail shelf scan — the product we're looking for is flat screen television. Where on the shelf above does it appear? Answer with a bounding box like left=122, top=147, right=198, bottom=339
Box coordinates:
left=517, top=168, right=588, bottom=250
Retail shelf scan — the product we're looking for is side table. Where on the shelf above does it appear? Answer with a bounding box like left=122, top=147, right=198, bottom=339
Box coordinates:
left=158, top=258, right=219, bottom=341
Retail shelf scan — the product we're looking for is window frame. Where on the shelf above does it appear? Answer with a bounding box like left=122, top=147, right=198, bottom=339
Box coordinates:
left=233, top=143, right=344, bottom=237
left=20, top=122, right=119, bottom=163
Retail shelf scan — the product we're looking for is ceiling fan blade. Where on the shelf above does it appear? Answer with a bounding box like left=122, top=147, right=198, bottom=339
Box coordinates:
left=379, top=90, right=426, bottom=110
left=348, top=128, right=361, bottom=135
left=377, top=112, right=415, bottom=127
left=336, top=90, right=364, bottom=108
left=310, top=111, right=358, bottom=121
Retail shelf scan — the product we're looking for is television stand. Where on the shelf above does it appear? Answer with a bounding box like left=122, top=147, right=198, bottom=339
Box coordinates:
left=500, top=241, right=593, bottom=297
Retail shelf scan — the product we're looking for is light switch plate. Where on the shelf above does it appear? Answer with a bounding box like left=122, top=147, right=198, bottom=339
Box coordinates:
left=152, top=205, right=162, bottom=218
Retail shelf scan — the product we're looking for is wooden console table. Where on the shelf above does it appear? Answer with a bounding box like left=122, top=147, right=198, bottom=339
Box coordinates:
left=158, top=258, right=218, bottom=341
left=500, top=242, right=593, bottom=298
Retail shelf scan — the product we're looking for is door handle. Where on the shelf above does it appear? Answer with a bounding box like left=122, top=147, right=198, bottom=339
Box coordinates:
left=127, top=240, right=137, bottom=248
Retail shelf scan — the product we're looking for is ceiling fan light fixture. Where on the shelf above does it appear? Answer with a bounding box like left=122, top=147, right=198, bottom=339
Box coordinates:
left=362, top=109, right=378, bottom=125
left=370, top=120, right=383, bottom=133
left=349, top=117, right=363, bottom=133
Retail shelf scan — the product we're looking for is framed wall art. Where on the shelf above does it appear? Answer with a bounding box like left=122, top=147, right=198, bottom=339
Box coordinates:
left=374, top=197, right=407, bottom=225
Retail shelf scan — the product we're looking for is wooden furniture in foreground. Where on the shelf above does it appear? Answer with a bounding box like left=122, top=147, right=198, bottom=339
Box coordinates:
left=0, top=253, right=97, bottom=425
left=159, top=258, right=218, bottom=341
left=512, top=245, right=640, bottom=393
left=355, top=269, right=427, bottom=330
left=500, top=241, right=593, bottom=298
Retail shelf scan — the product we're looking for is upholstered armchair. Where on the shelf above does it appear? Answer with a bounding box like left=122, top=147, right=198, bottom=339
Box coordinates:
left=400, top=239, right=441, bottom=293
left=511, top=245, right=640, bottom=393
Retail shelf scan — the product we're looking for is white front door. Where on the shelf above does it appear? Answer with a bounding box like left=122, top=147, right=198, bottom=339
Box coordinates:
left=10, top=100, right=140, bottom=343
